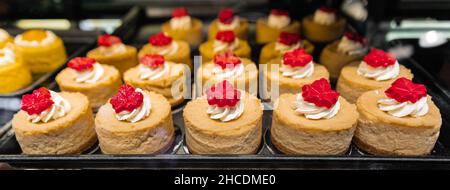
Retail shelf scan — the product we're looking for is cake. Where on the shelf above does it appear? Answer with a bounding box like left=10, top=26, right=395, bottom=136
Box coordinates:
left=256, top=9, right=301, bottom=44
left=123, top=54, right=186, bottom=107
left=56, top=57, right=122, bottom=109
left=138, top=32, right=192, bottom=70
left=354, top=78, right=442, bottom=156
left=12, top=87, right=96, bottom=154
left=259, top=32, right=314, bottom=64
left=183, top=80, right=263, bottom=154
left=320, top=32, right=366, bottom=81
left=161, top=7, right=204, bottom=46
left=263, top=48, right=329, bottom=96
left=199, top=30, right=251, bottom=62
left=95, top=84, right=174, bottom=154
left=271, top=78, right=359, bottom=155
left=0, top=44, right=32, bottom=93
left=86, top=34, right=138, bottom=74
left=14, top=29, right=67, bottom=73
left=0, top=28, right=13, bottom=48
left=337, top=48, right=414, bottom=103
left=302, top=6, right=346, bottom=43
left=207, top=8, right=249, bottom=40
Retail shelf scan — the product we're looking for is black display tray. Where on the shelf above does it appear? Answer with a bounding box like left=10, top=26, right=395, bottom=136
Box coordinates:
left=1, top=7, right=450, bottom=169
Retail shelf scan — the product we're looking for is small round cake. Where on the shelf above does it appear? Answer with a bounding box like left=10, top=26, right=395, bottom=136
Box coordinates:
left=196, top=52, right=258, bottom=96
left=87, top=34, right=138, bottom=75
left=199, top=30, right=251, bottom=62
left=302, top=7, right=346, bottom=43
left=56, top=57, right=122, bottom=109
left=124, top=54, right=186, bottom=107
left=95, top=85, right=174, bottom=154
left=319, top=32, right=366, bottom=81
left=207, top=8, right=249, bottom=40
left=337, top=49, right=414, bottom=103
left=271, top=79, right=359, bottom=155
left=355, top=78, right=442, bottom=156
left=12, top=88, right=96, bottom=154
left=0, top=28, right=13, bottom=48
left=162, top=7, right=204, bottom=46
left=14, top=29, right=67, bottom=73
left=183, top=80, right=263, bottom=154
left=263, top=48, right=329, bottom=96
left=0, top=45, right=32, bottom=93
left=256, top=9, right=301, bottom=44
left=138, top=32, right=192, bottom=70
left=259, top=32, right=314, bottom=64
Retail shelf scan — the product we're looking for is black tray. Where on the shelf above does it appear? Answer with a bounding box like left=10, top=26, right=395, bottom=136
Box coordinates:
left=1, top=7, right=450, bottom=170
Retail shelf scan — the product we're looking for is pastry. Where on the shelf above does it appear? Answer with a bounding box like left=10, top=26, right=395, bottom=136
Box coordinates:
left=355, top=78, right=442, bottom=156
left=196, top=51, right=258, bottom=95
left=199, top=30, right=251, bottom=62
left=302, top=6, right=346, bottom=43
left=12, top=87, right=96, bottom=154
left=56, top=57, right=122, bottom=109
left=320, top=32, right=366, bottom=80
left=256, top=9, right=301, bottom=44
left=124, top=54, right=186, bottom=107
left=259, top=32, right=314, bottom=64
left=207, top=8, right=249, bottom=40
left=183, top=80, right=263, bottom=154
left=0, top=28, right=13, bottom=48
left=263, top=48, right=329, bottom=96
left=14, top=29, right=67, bottom=73
left=337, top=48, right=414, bottom=103
left=87, top=34, right=138, bottom=74
left=0, top=44, right=32, bottom=93
left=161, top=7, right=203, bottom=46
left=95, top=84, right=174, bottom=154
left=271, top=78, right=358, bottom=155
left=138, top=32, right=192, bottom=70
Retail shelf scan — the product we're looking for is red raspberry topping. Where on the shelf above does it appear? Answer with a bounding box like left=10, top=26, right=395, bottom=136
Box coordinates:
left=344, top=32, right=365, bottom=44
left=140, top=54, right=165, bottom=68
left=215, top=30, right=236, bottom=43
left=213, top=51, right=242, bottom=69
left=283, top=48, right=313, bottom=67
left=206, top=80, right=241, bottom=107
left=363, top=49, right=397, bottom=68
left=271, top=9, right=290, bottom=16
left=319, top=6, right=336, bottom=13
left=218, top=8, right=235, bottom=24
left=21, top=87, right=54, bottom=115
left=302, top=78, right=339, bottom=109
left=385, top=77, right=427, bottom=103
left=110, top=84, right=144, bottom=113
left=97, top=34, right=122, bottom=47
left=278, top=32, right=301, bottom=46
left=149, top=33, right=173, bottom=46
left=67, top=57, right=96, bottom=72
left=172, top=7, right=189, bottom=18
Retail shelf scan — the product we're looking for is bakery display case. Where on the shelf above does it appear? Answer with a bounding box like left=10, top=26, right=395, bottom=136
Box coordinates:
left=1, top=0, right=450, bottom=170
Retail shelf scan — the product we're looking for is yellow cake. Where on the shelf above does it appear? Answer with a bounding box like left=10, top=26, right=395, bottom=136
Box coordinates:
left=207, top=8, right=249, bottom=40
left=259, top=32, right=314, bottom=64
left=0, top=29, right=13, bottom=48
left=0, top=45, right=32, bottom=93
left=302, top=7, right=346, bottom=43
left=199, top=30, right=251, bottom=62
left=161, top=7, right=203, bottom=46
left=256, top=9, right=301, bottom=44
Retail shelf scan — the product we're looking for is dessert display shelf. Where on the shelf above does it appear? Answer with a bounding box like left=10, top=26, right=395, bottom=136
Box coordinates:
left=1, top=7, right=450, bottom=169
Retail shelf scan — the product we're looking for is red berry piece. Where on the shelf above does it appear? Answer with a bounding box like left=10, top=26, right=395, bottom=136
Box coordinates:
left=363, top=48, right=397, bottom=68
left=385, top=77, right=427, bottom=103
left=67, top=57, right=96, bottom=72
left=97, top=34, right=122, bottom=47
left=213, top=51, right=242, bottom=69
left=319, top=6, right=336, bottom=13
left=215, top=30, right=236, bottom=43
left=343, top=32, right=366, bottom=44
left=283, top=48, right=313, bottom=67
left=271, top=9, right=290, bottom=16
left=206, top=80, right=241, bottom=107
left=110, top=84, right=144, bottom=113
left=140, top=54, right=165, bottom=68
left=21, top=87, right=54, bottom=115
left=278, top=32, right=301, bottom=46
left=301, top=78, right=340, bottom=109
left=149, top=33, right=173, bottom=46
left=218, top=8, right=234, bottom=24
left=172, top=7, right=189, bottom=18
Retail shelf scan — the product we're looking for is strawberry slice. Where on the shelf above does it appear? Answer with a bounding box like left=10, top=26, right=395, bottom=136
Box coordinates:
left=149, top=33, right=173, bottom=46
left=21, top=87, right=54, bottom=115
left=278, top=32, right=301, bottom=46
left=301, top=78, right=339, bottom=109
left=140, top=54, right=165, bottom=68
left=218, top=8, right=235, bottom=24
left=283, top=48, right=313, bottom=67
left=110, top=84, right=144, bottom=113
left=97, top=34, right=122, bottom=47
left=213, top=51, right=242, bottom=69
left=172, top=7, right=189, bottom=18
left=215, top=30, right=236, bottom=43
left=363, top=48, right=397, bottom=68
left=68, top=57, right=96, bottom=72
left=206, top=80, right=241, bottom=107
left=385, top=77, right=427, bottom=103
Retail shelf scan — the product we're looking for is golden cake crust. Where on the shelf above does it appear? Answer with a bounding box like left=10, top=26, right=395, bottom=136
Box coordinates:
left=199, top=40, right=251, bottom=62
left=0, top=56, right=32, bottom=93
left=259, top=40, right=314, bottom=65
left=207, top=19, right=249, bottom=40
left=87, top=45, right=138, bottom=74
left=255, top=18, right=301, bottom=44
left=162, top=18, right=203, bottom=45
left=319, top=40, right=362, bottom=80
left=302, top=15, right=346, bottom=43
left=138, top=40, right=192, bottom=69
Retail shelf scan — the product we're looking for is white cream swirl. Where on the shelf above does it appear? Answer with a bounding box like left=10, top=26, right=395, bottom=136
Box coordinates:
left=275, top=42, right=301, bottom=53
left=0, top=29, right=9, bottom=42
left=74, top=63, right=104, bottom=84
left=280, top=61, right=314, bottom=79
left=115, top=88, right=151, bottom=123
left=139, top=62, right=170, bottom=80
left=28, top=91, right=71, bottom=123
left=313, top=10, right=336, bottom=25
left=206, top=92, right=244, bottom=122
left=295, top=93, right=340, bottom=119
left=213, top=38, right=239, bottom=53
left=378, top=96, right=429, bottom=117
left=212, top=63, right=244, bottom=79
left=268, top=14, right=291, bottom=29
left=0, top=46, right=15, bottom=66
left=15, top=30, right=56, bottom=47
left=170, top=16, right=192, bottom=30
left=154, top=41, right=179, bottom=55
left=98, top=43, right=127, bottom=56
left=218, top=17, right=240, bottom=30
left=337, top=36, right=364, bottom=55
left=357, top=61, right=400, bottom=81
